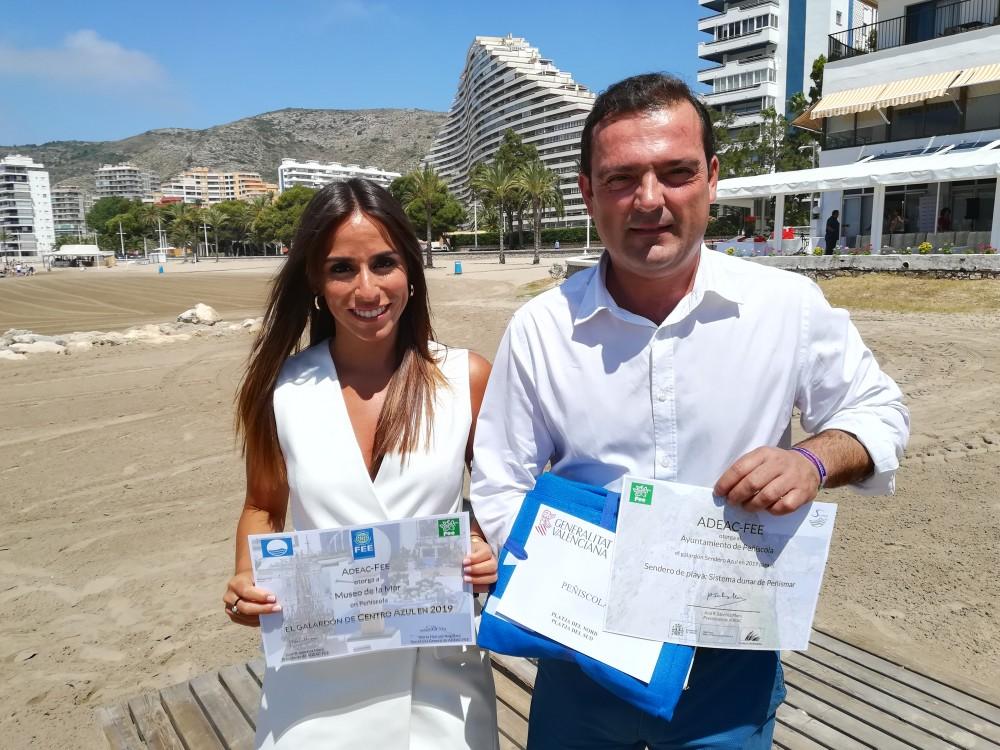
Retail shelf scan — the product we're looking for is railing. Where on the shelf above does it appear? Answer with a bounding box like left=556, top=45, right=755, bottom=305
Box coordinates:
left=829, top=0, right=1000, bottom=61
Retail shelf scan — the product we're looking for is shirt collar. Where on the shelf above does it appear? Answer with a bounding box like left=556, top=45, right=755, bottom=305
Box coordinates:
left=574, top=245, right=745, bottom=328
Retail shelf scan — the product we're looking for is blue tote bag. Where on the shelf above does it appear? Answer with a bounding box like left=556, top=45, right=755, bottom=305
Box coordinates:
left=477, top=472, right=695, bottom=721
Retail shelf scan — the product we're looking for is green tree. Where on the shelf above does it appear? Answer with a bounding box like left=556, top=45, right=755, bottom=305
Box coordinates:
left=253, top=185, right=314, bottom=252
left=391, top=166, right=454, bottom=268
left=203, top=205, right=228, bottom=262
left=86, top=197, right=134, bottom=249
left=808, top=55, right=826, bottom=105
left=494, top=130, right=538, bottom=249
left=471, top=161, right=518, bottom=264
left=514, top=159, right=564, bottom=264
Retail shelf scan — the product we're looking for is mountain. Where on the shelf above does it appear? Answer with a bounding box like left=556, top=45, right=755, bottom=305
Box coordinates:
left=1, top=108, right=447, bottom=187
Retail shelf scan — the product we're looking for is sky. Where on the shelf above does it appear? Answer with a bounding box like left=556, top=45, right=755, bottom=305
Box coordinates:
left=0, top=0, right=706, bottom=145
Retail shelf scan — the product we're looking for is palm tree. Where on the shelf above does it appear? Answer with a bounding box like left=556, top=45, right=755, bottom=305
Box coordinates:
left=471, top=161, right=518, bottom=264
left=402, top=165, right=446, bottom=269
left=0, top=228, right=9, bottom=260
left=165, top=203, right=201, bottom=262
left=203, top=205, right=228, bottom=262
left=514, top=160, right=564, bottom=265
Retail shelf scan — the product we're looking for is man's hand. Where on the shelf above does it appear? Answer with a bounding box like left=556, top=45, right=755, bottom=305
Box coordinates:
left=714, top=446, right=821, bottom=515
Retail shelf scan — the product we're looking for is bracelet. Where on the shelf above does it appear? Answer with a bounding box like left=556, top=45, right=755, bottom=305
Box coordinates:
left=791, top=446, right=827, bottom=489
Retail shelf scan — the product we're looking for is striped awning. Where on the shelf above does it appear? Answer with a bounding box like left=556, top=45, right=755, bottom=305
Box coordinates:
left=952, top=63, right=1000, bottom=88
left=811, top=83, right=890, bottom=117
left=874, top=71, right=960, bottom=108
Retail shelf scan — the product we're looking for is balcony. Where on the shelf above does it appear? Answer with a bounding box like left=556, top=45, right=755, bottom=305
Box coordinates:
left=829, top=0, right=1000, bottom=61
left=698, top=0, right=779, bottom=29
left=699, top=27, right=779, bottom=63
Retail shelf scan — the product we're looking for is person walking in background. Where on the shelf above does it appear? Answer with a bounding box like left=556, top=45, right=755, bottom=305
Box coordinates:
left=937, top=207, right=952, bottom=232
left=225, top=179, right=500, bottom=749
left=825, top=209, right=840, bottom=255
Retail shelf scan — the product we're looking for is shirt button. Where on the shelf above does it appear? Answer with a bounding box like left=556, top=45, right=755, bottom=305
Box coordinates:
left=657, top=390, right=668, bottom=402
left=660, top=457, right=670, bottom=469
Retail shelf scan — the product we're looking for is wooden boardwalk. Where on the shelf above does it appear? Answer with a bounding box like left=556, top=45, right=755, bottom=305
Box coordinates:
left=97, top=628, right=1000, bottom=749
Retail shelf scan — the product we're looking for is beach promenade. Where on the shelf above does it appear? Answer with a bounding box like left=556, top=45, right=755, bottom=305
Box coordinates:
left=1, top=258, right=998, bottom=747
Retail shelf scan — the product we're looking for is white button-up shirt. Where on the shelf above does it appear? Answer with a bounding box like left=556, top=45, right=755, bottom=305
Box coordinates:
left=471, top=248, right=909, bottom=548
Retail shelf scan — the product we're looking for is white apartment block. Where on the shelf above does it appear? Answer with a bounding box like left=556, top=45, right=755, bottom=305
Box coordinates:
left=698, top=0, right=878, bottom=133
left=803, top=0, right=1000, bottom=249
left=0, top=154, right=55, bottom=257
left=160, top=168, right=278, bottom=204
left=94, top=163, right=160, bottom=201
left=424, top=35, right=596, bottom=227
left=52, top=186, right=95, bottom=237
left=277, top=159, right=401, bottom=192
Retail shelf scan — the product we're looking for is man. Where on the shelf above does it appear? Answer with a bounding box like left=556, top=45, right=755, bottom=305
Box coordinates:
left=825, top=209, right=840, bottom=255
left=471, top=73, right=908, bottom=749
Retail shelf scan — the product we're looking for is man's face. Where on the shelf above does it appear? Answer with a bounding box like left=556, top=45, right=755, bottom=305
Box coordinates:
left=579, top=103, right=718, bottom=281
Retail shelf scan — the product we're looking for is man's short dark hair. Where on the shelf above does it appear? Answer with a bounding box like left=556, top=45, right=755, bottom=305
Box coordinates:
left=580, top=73, right=716, bottom=177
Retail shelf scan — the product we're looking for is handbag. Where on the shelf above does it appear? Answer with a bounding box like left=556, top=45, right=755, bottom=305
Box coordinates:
left=477, top=472, right=696, bottom=721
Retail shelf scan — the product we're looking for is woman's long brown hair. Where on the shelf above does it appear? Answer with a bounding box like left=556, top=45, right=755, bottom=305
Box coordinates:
left=236, top=178, right=445, bottom=486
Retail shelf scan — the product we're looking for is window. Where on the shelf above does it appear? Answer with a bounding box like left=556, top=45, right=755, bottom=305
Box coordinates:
left=836, top=11, right=843, bottom=25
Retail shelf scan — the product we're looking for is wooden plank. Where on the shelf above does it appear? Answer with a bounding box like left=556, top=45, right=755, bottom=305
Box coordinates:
left=492, top=669, right=532, bottom=721
left=496, top=700, right=529, bottom=749
left=810, top=630, right=1000, bottom=724
left=783, top=661, right=950, bottom=749
left=490, top=653, right=537, bottom=691
left=775, top=703, right=869, bottom=750
left=159, top=682, right=226, bottom=750
left=772, top=721, right=831, bottom=750
left=217, top=664, right=262, bottom=727
left=125, top=693, right=184, bottom=750
left=782, top=683, right=912, bottom=748
left=190, top=673, right=255, bottom=750
left=94, top=703, right=144, bottom=750
left=785, top=650, right=995, bottom=748
left=246, top=658, right=264, bottom=686
left=797, top=643, right=1000, bottom=745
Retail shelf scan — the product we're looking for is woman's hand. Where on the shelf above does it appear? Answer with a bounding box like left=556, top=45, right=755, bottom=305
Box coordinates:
left=464, top=535, right=498, bottom=594
left=224, top=569, right=281, bottom=627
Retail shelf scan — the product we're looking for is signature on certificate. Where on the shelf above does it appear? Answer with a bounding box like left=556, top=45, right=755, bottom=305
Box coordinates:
left=705, top=591, right=748, bottom=609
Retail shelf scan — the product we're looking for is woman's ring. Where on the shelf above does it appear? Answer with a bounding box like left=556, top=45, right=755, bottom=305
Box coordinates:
left=230, top=597, right=242, bottom=615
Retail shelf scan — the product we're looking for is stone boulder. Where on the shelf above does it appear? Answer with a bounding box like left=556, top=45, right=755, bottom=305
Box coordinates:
left=0, top=349, right=27, bottom=361
left=177, top=303, right=221, bottom=325
left=10, top=341, right=66, bottom=355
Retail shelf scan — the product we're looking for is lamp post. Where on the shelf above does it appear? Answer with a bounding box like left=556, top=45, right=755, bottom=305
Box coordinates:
left=798, top=142, right=821, bottom=245
left=473, top=198, right=478, bottom=249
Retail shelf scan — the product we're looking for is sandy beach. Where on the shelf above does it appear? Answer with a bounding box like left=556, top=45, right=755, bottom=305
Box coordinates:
left=1, top=257, right=998, bottom=748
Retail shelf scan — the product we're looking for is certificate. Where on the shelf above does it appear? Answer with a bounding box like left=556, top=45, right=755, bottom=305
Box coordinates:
left=606, top=477, right=837, bottom=651
left=250, top=513, right=475, bottom=668
left=494, top=504, right=661, bottom=682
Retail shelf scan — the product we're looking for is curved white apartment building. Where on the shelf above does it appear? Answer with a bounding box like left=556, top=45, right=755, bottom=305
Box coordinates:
left=425, top=35, right=595, bottom=227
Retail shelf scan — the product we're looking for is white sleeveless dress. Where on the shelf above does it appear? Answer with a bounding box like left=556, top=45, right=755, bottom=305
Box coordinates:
left=255, top=340, right=499, bottom=749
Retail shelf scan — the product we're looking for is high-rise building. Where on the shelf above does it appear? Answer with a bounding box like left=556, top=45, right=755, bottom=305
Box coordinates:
left=0, top=154, right=55, bottom=257
left=159, top=168, right=278, bottom=204
left=51, top=186, right=95, bottom=238
left=94, top=162, right=160, bottom=201
left=424, top=35, right=596, bottom=227
left=277, top=159, right=401, bottom=192
left=697, top=0, right=878, bottom=134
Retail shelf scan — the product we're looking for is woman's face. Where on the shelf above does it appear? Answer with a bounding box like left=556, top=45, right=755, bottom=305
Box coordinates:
left=319, top=211, right=410, bottom=347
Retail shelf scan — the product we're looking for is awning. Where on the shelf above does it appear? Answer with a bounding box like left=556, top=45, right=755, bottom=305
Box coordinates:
left=811, top=83, right=889, bottom=117
left=715, top=144, right=1000, bottom=200
left=875, top=71, right=959, bottom=108
left=790, top=107, right=822, bottom=132
left=953, top=63, right=1000, bottom=88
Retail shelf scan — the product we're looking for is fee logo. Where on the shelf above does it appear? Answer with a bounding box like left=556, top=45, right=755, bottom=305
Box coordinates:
left=351, top=528, right=376, bottom=560
left=628, top=482, right=654, bottom=506
left=261, top=537, right=294, bottom=558
left=437, top=518, right=460, bottom=538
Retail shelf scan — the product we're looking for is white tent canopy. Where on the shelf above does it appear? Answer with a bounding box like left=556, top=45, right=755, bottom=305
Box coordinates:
left=716, top=143, right=1000, bottom=200
left=47, top=244, right=114, bottom=257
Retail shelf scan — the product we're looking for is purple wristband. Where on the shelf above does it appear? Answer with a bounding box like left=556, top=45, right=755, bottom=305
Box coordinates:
left=791, top=447, right=827, bottom=488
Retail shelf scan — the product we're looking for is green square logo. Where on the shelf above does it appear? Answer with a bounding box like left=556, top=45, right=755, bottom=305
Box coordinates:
left=437, top=518, right=460, bottom=537
left=628, top=482, right=654, bottom=505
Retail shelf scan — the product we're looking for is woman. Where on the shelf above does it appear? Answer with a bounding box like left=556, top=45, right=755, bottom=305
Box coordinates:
left=224, top=179, right=499, bottom=749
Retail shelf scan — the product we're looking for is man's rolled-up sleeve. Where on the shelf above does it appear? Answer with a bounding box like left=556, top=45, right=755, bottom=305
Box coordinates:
left=471, top=317, right=554, bottom=551
left=796, top=282, right=910, bottom=495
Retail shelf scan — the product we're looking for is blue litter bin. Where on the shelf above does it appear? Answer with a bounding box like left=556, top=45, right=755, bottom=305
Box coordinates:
left=454, top=261, right=462, bottom=275
left=158, top=265, right=164, bottom=274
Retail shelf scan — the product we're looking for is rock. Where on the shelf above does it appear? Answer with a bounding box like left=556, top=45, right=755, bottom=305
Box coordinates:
left=67, top=341, right=93, bottom=353
left=64, top=332, right=99, bottom=344
left=226, top=323, right=242, bottom=332
left=94, top=332, right=127, bottom=346
left=177, top=303, right=220, bottom=325
left=0, top=350, right=28, bottom=361
left=10, top=341, right=66, bottom=355
left=241, top=318, right=257, bottom=328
